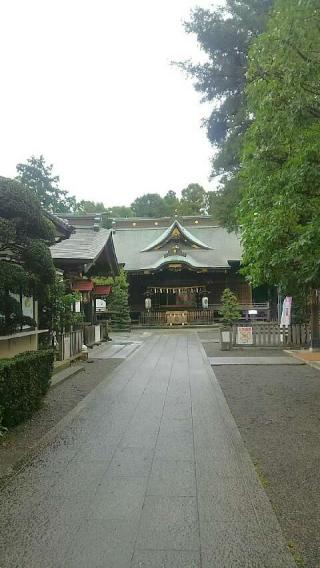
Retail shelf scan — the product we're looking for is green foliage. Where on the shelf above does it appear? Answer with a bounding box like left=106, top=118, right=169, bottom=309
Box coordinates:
left=74, top=200, right=107, bottom=213
left=130, top=186, right=208, bottom=218
left=107, top=206, right=134, bottom=218
left=0, top=176, right=56, bottom=243
left=239, top=0, right=320, bottom=295
left=131, top=193, right=168, bottom=218
left=16, top=155, right=76, bottom=213
left=219, top=288, right=241, bottom=326
left=48, top=276, right=83, bottom=332
left=0, top=290, right=36, bottom=335
left=207, top=178, right=241, bottom=228
left=177, top=0, right=272, bottom=227
left=163, top=191, right=180, bottom=216
left=0, top=177, right=56, bottom=334
left=107, top=269, right=131, bottom=331
left=23, top=240, right=56, bottom=292
left=0, top=349, right=54, bottom=427
left=179, top=184, right=208, bottom=215
left=92, top=275, right=113, bottom=286
left=0, top=262, right=27, bottom=293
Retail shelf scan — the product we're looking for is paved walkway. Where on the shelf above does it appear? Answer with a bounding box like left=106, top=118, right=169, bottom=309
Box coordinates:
left=0, top=332, right=295, bottom=567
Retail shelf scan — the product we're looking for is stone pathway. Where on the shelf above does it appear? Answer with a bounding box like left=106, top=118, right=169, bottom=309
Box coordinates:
left=209, top=356, right=304, bottom=365
left=0, top=331, right=295, bottom=567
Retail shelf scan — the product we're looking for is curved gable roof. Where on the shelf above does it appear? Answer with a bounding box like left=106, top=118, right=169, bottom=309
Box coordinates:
left=141, top=220, right=210, bottom=252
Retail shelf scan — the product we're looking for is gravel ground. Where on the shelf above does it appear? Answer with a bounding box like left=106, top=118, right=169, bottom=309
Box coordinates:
left=208, top=353, right=320, bottom=568
left=0, top=358, right=122, bottom=484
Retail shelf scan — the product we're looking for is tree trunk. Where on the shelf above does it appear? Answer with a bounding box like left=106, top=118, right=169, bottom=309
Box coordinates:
left=310, top=289, right=320, bottom=349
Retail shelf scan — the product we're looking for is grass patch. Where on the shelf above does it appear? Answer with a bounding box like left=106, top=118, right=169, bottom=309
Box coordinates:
left=253, top=460, right=269, bottom=488
left=288, top=541, right=305, bottom=566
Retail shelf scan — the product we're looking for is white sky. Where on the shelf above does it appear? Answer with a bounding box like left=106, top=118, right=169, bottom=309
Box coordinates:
left=0, top=0, right=218, bottom=207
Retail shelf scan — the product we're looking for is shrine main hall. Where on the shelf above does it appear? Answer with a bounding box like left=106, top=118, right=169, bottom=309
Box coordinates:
left=111, top=215, right=270, bottom=324
left=57, top=213, right=271, bottom=325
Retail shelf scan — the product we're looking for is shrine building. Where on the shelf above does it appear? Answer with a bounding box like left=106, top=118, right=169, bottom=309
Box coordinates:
left=54, top=213, right=271, bottom=325
left=111, top=215, right=270, bottom=324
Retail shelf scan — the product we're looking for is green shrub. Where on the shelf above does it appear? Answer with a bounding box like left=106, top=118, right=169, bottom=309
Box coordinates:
left=219, top=288, right=241, bottom=326
left=0, top=349, right=54, bottom=427
left=107, top=269, right=131, bottom=331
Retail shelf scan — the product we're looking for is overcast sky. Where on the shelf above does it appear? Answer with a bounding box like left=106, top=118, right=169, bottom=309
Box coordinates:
left=0, top=0, right=218, bottom=206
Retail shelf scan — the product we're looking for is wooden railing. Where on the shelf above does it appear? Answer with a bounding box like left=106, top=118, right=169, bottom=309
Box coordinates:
left=140, top=311, right=167, bottom=326
left=138, top=303, right=271, bottom=326
left=232, top=323, right=311, bottom=348
left=187, top=309, right=215, bottom=325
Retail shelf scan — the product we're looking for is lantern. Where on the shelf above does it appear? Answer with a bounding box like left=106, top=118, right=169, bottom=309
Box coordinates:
left=145, top=297, right=152, bottom=310
left=202, top=296, right=209, bottom=310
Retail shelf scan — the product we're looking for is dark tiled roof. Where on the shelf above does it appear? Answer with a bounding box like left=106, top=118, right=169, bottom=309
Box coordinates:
left=113, top=219, right=242, bottom=271
left=50, top=228, right=112, bottom=262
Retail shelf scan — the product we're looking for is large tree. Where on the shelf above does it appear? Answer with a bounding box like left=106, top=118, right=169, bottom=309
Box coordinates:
left=239, top=1, right=320, bottom=303
left=74, top=200, right=107, bottom=214
left=179, top=183, right=207, bottom=215
left=178, top=0, right=272, bottom=227
left=0, top=177, right=56, bottom=334
left=131, top=193, right=168, bottom=218
left=163, top=191, right=180, bottom=216
left=107, top=206, right=134, bottom=218
left=16, top=155, right=76, bottom=213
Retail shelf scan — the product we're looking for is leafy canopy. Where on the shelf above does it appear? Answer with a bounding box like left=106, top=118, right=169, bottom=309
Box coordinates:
left=178, top=0, right=272, bottom=227
left=239, top=0, right=320, bottom=294
left=179, top=184, right=208, bottom=215
left=0, top=176, right=56, bottom=334
left=16, top=155, right=77, bottom=213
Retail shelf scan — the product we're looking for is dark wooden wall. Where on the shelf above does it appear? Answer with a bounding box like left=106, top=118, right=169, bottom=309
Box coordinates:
left=128, top=269, right=252, bottom=312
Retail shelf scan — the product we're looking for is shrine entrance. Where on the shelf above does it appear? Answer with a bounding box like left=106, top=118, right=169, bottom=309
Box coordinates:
left=147, top=285, right=206, bottom=310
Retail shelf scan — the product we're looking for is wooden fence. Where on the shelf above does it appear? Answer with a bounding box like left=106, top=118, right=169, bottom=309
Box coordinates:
left=232, top=323, right=311, bottom=348
left=138, top=303, right=271, bottom=327
left=139, top=310, right=216, bottom=326
left=56, top=329, right=83, bottom=361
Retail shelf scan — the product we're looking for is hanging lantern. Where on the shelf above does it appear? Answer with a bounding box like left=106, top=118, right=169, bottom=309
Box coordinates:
left=202, top=296, right=209, bottom=309
left=145, top=298, right=152, bottom=310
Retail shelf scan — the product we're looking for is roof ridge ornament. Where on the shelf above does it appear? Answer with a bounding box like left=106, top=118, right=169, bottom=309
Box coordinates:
left=140, top=219, right=211, bottom=252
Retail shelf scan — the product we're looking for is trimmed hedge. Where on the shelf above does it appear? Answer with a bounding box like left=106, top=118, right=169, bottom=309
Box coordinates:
left=0, top=349, right=54, bottom=427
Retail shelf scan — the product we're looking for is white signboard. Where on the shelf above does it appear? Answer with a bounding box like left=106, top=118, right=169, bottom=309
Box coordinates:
left=221, top=331, right=231, bottom=343
left=237, top=326, right=253, bottom=345
left=22, top=295, right=34, bottom=319
left=95, top=325, right=101, bottom=343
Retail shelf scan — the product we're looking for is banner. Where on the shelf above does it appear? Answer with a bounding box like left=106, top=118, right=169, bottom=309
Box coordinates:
left=280, top=296, right=292, bottom=328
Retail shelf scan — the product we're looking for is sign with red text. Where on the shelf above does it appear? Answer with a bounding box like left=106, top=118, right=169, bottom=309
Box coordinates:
left=237, top=326, right=253, bottom=345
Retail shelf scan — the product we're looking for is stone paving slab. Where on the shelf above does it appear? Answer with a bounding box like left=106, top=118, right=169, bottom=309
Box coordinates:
left=209, top=356, right=305, bottom=365
left=89, top=342, right=142, bottom=359
left=0, top=331, right=295, bottom=567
